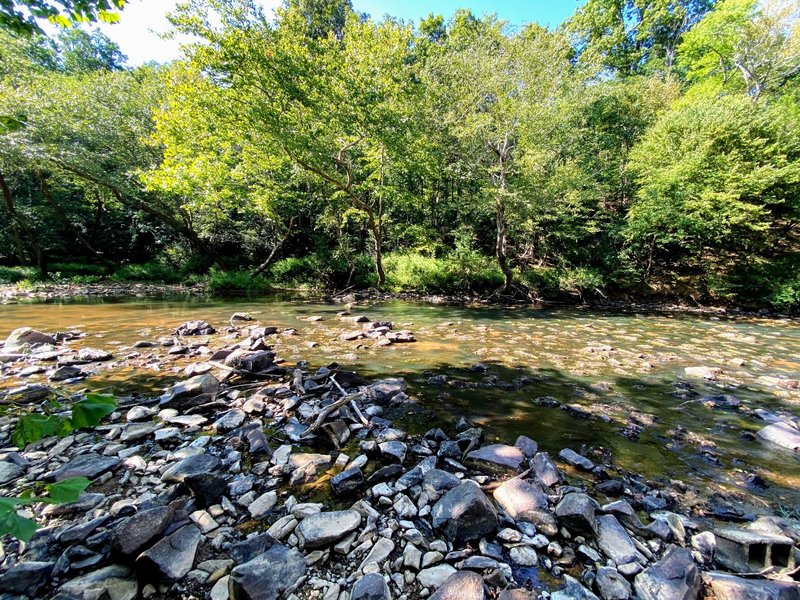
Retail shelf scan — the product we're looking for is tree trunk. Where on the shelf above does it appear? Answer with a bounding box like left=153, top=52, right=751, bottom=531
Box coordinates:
left=251, top=216, right=295, bottom=277
left=495, top=160, right=513, bottom=293
left=0, top=169, right=27, bottom=265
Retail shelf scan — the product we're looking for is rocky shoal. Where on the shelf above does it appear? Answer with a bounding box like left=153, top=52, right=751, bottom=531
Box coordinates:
left=0, top=318, right=798, bottom=600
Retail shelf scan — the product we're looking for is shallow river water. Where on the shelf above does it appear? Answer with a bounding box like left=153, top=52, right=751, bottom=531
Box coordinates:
left=2, top=295, right=799, bottom=510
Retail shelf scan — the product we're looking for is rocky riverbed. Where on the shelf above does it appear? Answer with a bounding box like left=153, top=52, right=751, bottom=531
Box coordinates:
left=0, top=314, right=798, bottom=600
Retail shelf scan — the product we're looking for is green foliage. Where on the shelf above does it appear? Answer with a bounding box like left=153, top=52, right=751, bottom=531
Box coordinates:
left=12, top=393, right=118, bottom=448
left=0, top=477, right=90, bottom=542
left=383, top=252, right=503, bottom=293
left=0, top=0, right=125, bottom=35
left=207, top=268, right=269, bottom=294
left=0, top=265, right=39, bottom=283
left=111, top=262, right=182, bottom=283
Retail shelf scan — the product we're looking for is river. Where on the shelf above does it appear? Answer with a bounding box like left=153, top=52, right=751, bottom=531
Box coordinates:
left=2, top=294, right=799, bottom=511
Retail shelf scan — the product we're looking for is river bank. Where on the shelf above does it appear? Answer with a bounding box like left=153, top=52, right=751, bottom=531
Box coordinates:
left=0, top=308, right=798, bottom=600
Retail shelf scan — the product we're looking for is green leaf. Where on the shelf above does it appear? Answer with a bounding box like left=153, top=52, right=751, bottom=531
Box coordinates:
left=44, top=477, right=90, bottom=505
left=0, top=500, right=38, bottom=542
left=69, top=394, right=117, bottom=429
left=12, top=413, right=69, bottom=449
left=0, top=115, right=26, bottom=133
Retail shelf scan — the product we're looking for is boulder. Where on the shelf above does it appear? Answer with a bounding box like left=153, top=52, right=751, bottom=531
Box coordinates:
left=58, top=565, right=138, bottom=600
left=295, top=510, right=361, bottom=548
left=228, top=544, right=307, bottom=600
left=757, top=422, right=800, bottom=451
left=4, top=327, right=56, bottom=351
left=351, top=573, right=391, bottom=600
left=429, top=571, right=485, bottom=599
left=465, top=444, right=525, bottom=474
left=432, top=481, right=498, bottom=543
left=555, top=493, right=597, bottom=534
left=176, top=320, right=216, bottom=336
left=136, top=524, right=201, bottom=580
left=634, top=546, right=701, bottom=600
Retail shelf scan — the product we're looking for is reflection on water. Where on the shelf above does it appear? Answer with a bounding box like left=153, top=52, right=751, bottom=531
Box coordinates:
left=1, top=295, right=799, bottom=506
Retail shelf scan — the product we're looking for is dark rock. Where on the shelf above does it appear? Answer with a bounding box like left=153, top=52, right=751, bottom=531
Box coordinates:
left=49, top=365, right=84, bottom=381
left=161, top=453, right=221, bottom=483
left=351, top=573, right=391, bottom=600
left=514, top=435, right=538, bottom=458
left=136, top=524, right=201, bottom=580
left=0, top=561, right=53, bottom=595
left=555, top=493, right=597, bottom=534
left=432, top=481, right=498, bottom=543
left=378, top=440, right=407, bottom=463
left=633, top=546, right=701, bottom=600
left=559, top=448, right=595, bottom=471
left=111, top=506, right=174, bottom=555
left=45, top=454, right=120, bottom=481
left=229, top=533, right=276, bottom=564
left=596, top=480, right=624, bottom=497
left=429, top=571, right=485, bottom=600
left=595, top=515, right=639, bottom=565
left=367, top=378, right=407, bottom=403
left=465, top=444, right=525, bottom=474
left=422, top=469, right=461, bottom=501
left=228, top=544, right=307, bottom=600
left=331, top=467, right=365, bottom=496
left=367, top=464, right=405, bottom=483
left=595, top=567, right=631, bottom=600
left=185, top=472, right=228, bottom=507
left=57, top=564, right=138, bottom=600
left=176, top=320, right=216, bottom=336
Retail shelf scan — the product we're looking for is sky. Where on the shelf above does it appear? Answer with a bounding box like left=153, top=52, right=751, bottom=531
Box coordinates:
left=64, top=0, right=587, bottom=66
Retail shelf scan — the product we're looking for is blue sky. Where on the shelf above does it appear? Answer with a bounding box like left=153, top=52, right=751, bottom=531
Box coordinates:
left=76, top=0, right=587, bottom=65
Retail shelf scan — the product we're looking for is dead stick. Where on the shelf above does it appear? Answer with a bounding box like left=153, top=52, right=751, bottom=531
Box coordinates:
left=481, top=468, right=532, bottom=492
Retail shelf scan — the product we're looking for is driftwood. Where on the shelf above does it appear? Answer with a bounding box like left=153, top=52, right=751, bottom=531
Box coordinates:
left=207, top=360, right=281, bottom=380
left=329, top=375, right=370, bottom=427
left=302, top=393, right=361, bottom=435
left=480, top=468, right=532, bottom=492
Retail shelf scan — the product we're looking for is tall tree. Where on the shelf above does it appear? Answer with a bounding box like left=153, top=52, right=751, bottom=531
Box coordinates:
left=0, top=0, right=125, bottom=35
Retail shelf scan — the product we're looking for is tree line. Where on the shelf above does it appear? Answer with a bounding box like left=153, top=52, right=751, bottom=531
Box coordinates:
left=0, top=0, right=798, bottom=306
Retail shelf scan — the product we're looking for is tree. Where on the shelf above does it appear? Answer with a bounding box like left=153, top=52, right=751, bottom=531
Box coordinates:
left=55, top=27, right=126, bottom=71
left=0, top=0, right=125, bottom=35
left=566, top=0, right=715, bottom=76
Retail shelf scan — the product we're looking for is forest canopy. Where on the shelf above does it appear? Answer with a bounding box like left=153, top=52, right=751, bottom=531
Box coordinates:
left=0, top=0, right=798, bottom=307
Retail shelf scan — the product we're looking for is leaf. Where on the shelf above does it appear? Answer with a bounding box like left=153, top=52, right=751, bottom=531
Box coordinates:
left=12, top=414, right=69, bottom=449
left=44, top=477, right=90, bottom=505
left=0, top=500, right=38, bottom=542
left=69, top=394, right=117, bottom=429
left=0, top=114, right=26, bottom=134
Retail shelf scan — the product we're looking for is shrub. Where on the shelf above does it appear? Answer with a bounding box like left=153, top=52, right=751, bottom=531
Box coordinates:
left=207, top=268, right=270, bottom=294
left=111, top=261, right=182, bottom=283
left=383, top=252, right=503, bottom=293
left=0, top=266, right=39, bottom=284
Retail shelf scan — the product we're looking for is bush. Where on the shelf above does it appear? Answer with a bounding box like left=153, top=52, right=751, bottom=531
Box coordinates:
left=49, top=263, right=108, bottom=280
left=0, top=266, right=39, bottom=284
left=270, top=252, right=376, bottom=289
left=111, top=261, right=183, bottom=283
left=207, top=268, right=269, bottom=294
left=383, top=251, right=503, bottom=293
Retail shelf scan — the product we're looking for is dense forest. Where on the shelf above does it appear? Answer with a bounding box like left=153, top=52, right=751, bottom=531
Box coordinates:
left=0, top=0, right=798, bottom=307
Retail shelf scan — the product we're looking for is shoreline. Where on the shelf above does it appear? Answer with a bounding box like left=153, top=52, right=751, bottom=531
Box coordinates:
left=1, top=281, right=796, bottom=321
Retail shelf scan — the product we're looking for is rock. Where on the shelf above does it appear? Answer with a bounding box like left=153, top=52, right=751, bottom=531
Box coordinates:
left=634, top=546, right=701, bottom=600
left=705, top=571, right=800, bottom=600
left=75, top=347, right=113, bottom=362
left=248, top=491, right=278, bottom=519
left=429, top=570, right=485, bottom=599
left=358, top=537, right=395, bottom=570
left=295, top=510, right=361, bottom=548
left=229, top=533, right=276, bottom=564
left=493, top=478, right=549, bottom=522
left=594, top=567, right=631, bottom=600
left=351, top=573, right=391, bottom=600
left=225, top=350, right=275, bottom=372
left=417, top=564, right=458, bottom=589
left=465, top=444, right=525, bottom=474
left=45, top=453, right=120, bottom=481
left=368, top=378, right=407, bottom=403
left=498, top=591, right=534, bottom=600
left=228, top=544, right=307, bottom=600
left=1, top=383, right=52, bottom=404
left=595, top=515, right=639, bottom=565
left=137, top=524, right=201, bottom=580
left=4, top=327, right=56, bottom=350
left=714, top=527, right=795, bottom=573
left=185, top=473, right=228, bottom=507
left=214, top=409, right=246, bottom=433
left=509, top=546, right=538, bottom=566
left=691, top=531, right=716, bottom=564
left=552, top=575, right=600, bottom=600
left=532, top=452, right=561, bottom=487
left=684, top=366, right=722, bottom=380
left=160, top=373, right=220, bottom=407
left=0, top=561, right=53, bottom=595
left=559, top=448, right=595, bottom=470
left=378, top=440, right=407, bottom=463
left=176, top=320, right=216, bottom=335
left=49, top=365, right=84, bottom=381
left=555, top=493, right=597, bottom=534
left=58, top=565, right=138, bottom=600
left=422, top=468, right=461, bottom=501
left=757, top=422, right=800, bottom=451
left=514, top=435, right=538, bottom=458
left=432, top=481, right=498, bottom=543
left=111, top=506, right=174, bottom=555
left=331, top=467, right=364, bottom=495
left=0, top=461, right=24, bottom=484
left=162, top=453, right=221, bottom=483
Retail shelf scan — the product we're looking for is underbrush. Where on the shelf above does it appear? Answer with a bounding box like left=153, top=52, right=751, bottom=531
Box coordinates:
left=383, top=251, right=503, bottom=293
left=207, top=268, right=270, bottom=294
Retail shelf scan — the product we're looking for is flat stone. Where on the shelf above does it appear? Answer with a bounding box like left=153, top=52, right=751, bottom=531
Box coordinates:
left=595, top=566, right=631, bottom=600
left=705, top=571, right=800, bottom=600
left=429, top=570, right=485, bottom=599
left=555, top=493, right=597, bottom=534
left=45, top=453, right=120, bottom=481
left=417, top=564, right=457, bottom=589
left=596, top=515, right=638, bottom=565
left=49, top=365, right=84, bottom=381
left=493, top=478, right=548, bottom=522
left=162, top=453, right=221, bottom=483
left=351, top=573, right=391, bottom=600
left=359, top=537, right=395, bottom=570
left=634, top=546, right=701, bottom=600
left=0, top=561, right=53, bottom=595
left=248, top=491, right=278, bottom=519
left=465, top=444, right=525, bottom=474
left=58, top=565, right=138, bottom=600
left=532, top=452, right=561, bottom=487
left=432, top=481, right=498, bottom=543
left=120, top=422, right=160, bottom=442
left=111, top=506, right=174, bottom=555
left=559, top=448, right=595, bottom=470
left=757, top=422, right=800, bottom=451
left=137, top=524, right=201, bottom=580
left=228, top=544, right=307, bottom=600
left=296, top=510, right=361, bottom=548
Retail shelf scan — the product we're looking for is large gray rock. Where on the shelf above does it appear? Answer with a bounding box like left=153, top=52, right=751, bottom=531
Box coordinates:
left=111, top=506, right=174, bottom=555
left=161, top=453, right=221, bottom=483
left=58, top=565, right=138, bottom=600
left=555, top=492, right=597, bottom=534
left=136, top=524, right=201, bottom=580
left=595, top=566, right=631, bottom=600
left=432, top=481, right=498, bottom=543
left=757, top=422, right=800, bottom=451
left=45, top=453, right=120, bottom=481
left=705, top=571, right=800, bottom=600
left=429, top=571, right=485, bottom=599
left=532, top=452, right=561, bottom=487
left=596, top=515, right=639, bottom=565
left=4, top=327, right=56, bottom=351
left=160, top=374, right=220, bottom=407
left=368, top=378, right=407, bottom=403
left=465, top=444, right=525, bottom=474
left=351, top=573, right=391, bottom=600
left=634, top=546, right=701, bottom=600
left=228, top=544, right=307, bottom=600
left=493, top=478, right=548, bottom=521
left=295, top=510, right=361, bottom=548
